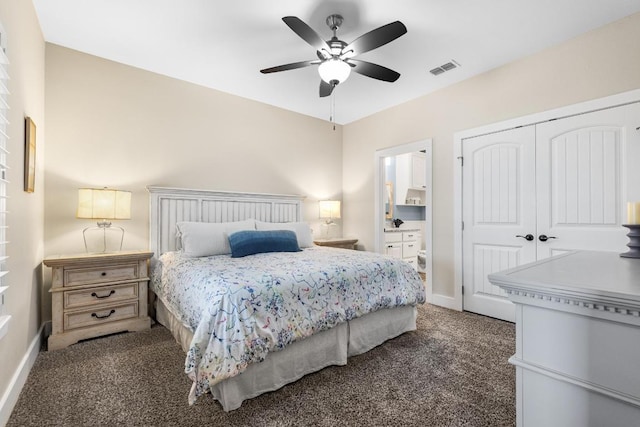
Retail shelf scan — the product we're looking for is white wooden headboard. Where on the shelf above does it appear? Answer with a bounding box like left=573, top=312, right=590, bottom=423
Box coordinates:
left=147, top=186, right=305, bottom=259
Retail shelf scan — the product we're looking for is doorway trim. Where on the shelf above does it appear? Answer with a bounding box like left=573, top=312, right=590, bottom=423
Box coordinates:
left=374, top=138, right=433, bottom=303
left=453, top=88, right=640, bottom=314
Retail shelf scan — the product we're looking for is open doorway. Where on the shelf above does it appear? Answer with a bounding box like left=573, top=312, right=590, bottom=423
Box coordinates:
left=374, top=139, right=433, bottom=302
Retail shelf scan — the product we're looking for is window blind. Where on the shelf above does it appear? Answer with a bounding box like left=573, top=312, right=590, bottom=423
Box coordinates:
left=0, top=22, right=10, bottom=340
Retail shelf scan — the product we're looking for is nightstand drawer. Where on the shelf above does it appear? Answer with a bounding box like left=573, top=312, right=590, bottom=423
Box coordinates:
left=64, top=263, right=139, bottom=287
left=64, top=283, right=138, bottom=309
left=64, top=301, right=139, bottom=330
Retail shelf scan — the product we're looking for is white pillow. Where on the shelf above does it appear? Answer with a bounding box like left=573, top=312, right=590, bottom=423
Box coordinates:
left=176, top=219, right=256, bottom=257
left=255, top=220, right=313, bottom=248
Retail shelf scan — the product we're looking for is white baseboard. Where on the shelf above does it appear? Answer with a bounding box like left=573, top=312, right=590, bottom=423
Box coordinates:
left=0, top=323, right=45, bottom=426
left=430, top=293, right=461, bottom=311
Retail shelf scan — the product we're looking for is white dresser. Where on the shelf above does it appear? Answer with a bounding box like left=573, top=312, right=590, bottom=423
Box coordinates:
left=384, top=229, right=421, bottom=269
left=489, top=251, right=640, bottom=427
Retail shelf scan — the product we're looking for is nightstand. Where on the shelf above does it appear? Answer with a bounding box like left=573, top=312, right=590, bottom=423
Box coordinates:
left=313, top=237, right=358, bottom=250
left=44, top=250, right=154, bottom=350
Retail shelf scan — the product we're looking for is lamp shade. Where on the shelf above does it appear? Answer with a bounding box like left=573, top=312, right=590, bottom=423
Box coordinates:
left=318, top=59, right=351, bottom=84
left=319, top=200, right=341, bottom=220
left=77, top=188, right=131, bottom=220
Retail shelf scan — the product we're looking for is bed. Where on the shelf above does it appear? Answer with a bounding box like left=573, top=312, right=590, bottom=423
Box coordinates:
left=147, top=186, right=426, bottom=411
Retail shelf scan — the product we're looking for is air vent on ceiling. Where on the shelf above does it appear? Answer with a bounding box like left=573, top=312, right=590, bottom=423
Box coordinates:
left=429, top=60, right=460, bottom=76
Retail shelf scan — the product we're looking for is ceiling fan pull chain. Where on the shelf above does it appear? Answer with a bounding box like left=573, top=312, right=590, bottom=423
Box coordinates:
left=331, top=91, right=336, bottom=130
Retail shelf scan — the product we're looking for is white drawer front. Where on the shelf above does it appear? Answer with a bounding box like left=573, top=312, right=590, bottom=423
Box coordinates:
left=403, top=232, right=421, bottom=242
left=384, top=232, right=403, bottom=243
left=404, top=257, right=418, bottom=270
left=521, top=305, right=640, bottom=399
left=403, top=242, right=419, bottom=257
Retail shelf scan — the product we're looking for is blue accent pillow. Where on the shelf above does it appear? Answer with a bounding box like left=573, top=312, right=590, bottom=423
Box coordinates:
left=228, top=230, right=301, bottom=258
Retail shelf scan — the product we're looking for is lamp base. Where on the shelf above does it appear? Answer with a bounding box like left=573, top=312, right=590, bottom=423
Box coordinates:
left=321, top=221, right=337, bottom=239
left=620, top=224, right=640, bottom=258
left=83, top=224, right=125, bottom=253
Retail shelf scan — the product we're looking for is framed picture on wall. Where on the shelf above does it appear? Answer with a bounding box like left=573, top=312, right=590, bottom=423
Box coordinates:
left=24, top=117, right=36, bottom=193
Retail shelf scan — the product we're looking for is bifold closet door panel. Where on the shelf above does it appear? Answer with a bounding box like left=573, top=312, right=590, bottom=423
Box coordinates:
left=461, top=125, right=537, bottom=322
left=535, top=103, right=640, bottom=259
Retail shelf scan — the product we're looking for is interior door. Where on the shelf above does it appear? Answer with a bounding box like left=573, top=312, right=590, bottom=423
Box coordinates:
left=536, top=103, right=640, bottom=258
left=462, top=126, right=536, bottom=322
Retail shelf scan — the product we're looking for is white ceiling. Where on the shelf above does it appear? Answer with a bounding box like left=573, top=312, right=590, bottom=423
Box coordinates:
left=32, top=0, right=640, bottom=124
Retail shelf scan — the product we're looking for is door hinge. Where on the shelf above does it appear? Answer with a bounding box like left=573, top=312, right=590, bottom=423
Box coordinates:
left=457, top=156, right=464, bottom=166
left=462, top=286, right=465, bottom=295
left=461, top=221, right=464, bottom=230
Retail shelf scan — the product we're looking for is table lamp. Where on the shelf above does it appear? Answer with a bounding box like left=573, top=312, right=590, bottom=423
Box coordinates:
left=319, top=200, right=341, bottom=225
left=319, top=200, right=341, bottom=238
left=77, top=187, right=131, bottom=252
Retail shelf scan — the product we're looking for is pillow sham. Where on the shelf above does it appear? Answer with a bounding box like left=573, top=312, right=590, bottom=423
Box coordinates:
left=228, top=230, right=301, bottom=258
left=255, top=220, right=314, bottom=248
left=176, top=219, right=256, bottom=257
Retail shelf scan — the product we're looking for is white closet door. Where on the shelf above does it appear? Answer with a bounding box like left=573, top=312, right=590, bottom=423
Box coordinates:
left=462, top=126, right=536, bottom=322
left=536, top=103, right=640, bottom=258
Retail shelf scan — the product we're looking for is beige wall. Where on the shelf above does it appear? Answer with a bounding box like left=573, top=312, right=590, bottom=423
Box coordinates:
left=43, top=44, right=343, bottom=319
left=0, top=0, right=45, bottom=411
left=342, top=13, right=640, bottom=297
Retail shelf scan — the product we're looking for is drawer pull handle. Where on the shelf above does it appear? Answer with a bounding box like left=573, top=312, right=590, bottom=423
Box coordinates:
left=101, top=272, right=107, bottom=276
left=91, top=290, right=115, bottom=299
left=91, top=309, right=116, bottom=319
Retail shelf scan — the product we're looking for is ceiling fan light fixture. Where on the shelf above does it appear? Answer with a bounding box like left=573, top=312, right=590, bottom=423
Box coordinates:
left=263, top=15, right=406, bottom=97
left=318, top=58, right=351, bottom=85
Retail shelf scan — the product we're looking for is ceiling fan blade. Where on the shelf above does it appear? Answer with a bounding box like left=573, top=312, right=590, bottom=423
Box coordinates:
left=260, top=60, right=320, bottom=74
left=341, top=21, right=407, bottom=58
left=349, top=59, right=401, bottom=82
left=283, top=16, right=331, bottom=57
left=319, top=80, right=335, bottom=97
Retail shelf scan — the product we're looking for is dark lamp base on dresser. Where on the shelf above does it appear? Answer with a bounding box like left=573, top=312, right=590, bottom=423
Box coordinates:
left=620, top=224, right=640, bottom=258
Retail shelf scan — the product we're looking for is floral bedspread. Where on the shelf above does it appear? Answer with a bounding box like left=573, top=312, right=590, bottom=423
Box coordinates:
left=150, top=246, right=425, bottom=404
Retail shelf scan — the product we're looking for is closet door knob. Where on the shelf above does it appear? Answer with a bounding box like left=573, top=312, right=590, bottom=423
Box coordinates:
left=516, top=234, right=534, bottom=241
left=538, top=234, right=557, bottom=242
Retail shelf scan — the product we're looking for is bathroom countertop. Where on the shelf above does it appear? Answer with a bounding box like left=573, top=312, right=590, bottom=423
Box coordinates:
left=384, top=228, right=420, bottom=232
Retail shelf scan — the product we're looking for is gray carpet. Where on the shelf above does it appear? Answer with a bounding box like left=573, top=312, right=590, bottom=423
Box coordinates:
left=8, top=304, right=515, bottom=426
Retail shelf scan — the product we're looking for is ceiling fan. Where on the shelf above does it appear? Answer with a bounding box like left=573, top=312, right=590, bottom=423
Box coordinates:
left=260, top=14, right=407, bottom=97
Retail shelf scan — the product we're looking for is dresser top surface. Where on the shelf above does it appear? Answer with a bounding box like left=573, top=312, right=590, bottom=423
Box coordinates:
left=489, top=251, right=640, bottom=301
left=44, top=250, right=154, bottom=267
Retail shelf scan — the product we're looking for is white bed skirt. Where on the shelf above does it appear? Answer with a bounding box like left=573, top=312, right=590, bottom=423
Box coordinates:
left=156, top=300, right=417, bottom=411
